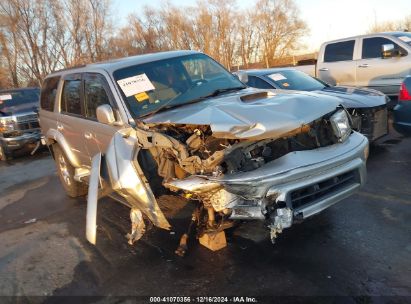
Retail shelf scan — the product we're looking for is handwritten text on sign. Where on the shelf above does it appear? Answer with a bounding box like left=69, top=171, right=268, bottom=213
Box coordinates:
left=117, top=74, right=155, bottom=97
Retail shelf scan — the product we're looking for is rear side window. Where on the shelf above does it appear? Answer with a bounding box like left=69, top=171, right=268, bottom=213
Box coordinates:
left=247, top=76, right=274, bottom=89
left=40, top=76, right=60, bottom=111
left=61, top=78, right=82, bottom=115
left=84, top=74, right=111, bottom=119
left=324, top=40, right=355, bottom=62
left=362, top=37, right=403, bottom=59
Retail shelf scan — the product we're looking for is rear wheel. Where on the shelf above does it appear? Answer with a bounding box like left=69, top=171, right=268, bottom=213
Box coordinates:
left=53, top=145, right=88, bottom=197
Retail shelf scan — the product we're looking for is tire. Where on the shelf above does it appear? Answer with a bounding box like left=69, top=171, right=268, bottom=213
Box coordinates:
left=0, top=144, right=11, bottom=161
left=53, top=144, right=88, bottom=197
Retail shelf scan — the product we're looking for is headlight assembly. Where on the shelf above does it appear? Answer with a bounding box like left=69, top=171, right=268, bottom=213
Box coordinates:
left=330, top=110, right=351, bottom=142
left=0, top=118, right=15, bottom=133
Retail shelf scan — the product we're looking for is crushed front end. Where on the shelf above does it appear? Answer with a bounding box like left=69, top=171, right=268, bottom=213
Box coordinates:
left=162, top=111, right=368, bottom=244
left=0, top=113, right=42, bottom=159
left=86, top=102, right=368, bottom=252
left=347, top=104, right=388, bottom=142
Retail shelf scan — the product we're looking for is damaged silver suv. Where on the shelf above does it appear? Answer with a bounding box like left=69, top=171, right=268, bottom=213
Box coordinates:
left=39, top=51, right=369, bottom=254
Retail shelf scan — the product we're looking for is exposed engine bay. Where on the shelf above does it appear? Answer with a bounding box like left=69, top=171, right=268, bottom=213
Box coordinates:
left=142, top=114, right=338, bottom=180
left=86, top=110, right=346, bottom=255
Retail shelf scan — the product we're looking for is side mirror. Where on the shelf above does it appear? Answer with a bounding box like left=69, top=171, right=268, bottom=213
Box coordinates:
left=382, top=44, right=396, bottom=58
left=235, top=71, right=248, bottom=84
left=96, top=104, right=115, bottom=125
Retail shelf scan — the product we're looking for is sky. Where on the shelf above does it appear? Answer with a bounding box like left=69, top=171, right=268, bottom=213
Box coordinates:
left=112, top=0, right=411, bottom=53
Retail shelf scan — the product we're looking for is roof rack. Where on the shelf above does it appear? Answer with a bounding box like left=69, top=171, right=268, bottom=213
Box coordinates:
left=50, top=64, right=87, bottom=74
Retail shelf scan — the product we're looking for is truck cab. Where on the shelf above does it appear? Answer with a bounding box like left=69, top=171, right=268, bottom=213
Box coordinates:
left=317, top=32, right=411, bottom=97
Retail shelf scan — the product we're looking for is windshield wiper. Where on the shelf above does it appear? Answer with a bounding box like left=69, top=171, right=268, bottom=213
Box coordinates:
left=143, top=86, right=246, bottom=118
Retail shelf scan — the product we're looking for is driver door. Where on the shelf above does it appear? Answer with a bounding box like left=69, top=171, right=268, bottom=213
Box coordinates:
left=82, top=73, right=122, bottom=160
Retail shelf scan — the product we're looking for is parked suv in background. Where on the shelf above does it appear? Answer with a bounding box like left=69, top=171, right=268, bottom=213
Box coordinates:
left=39, top=51, right=369, bottom=253
left=0, top=87, right=41, bottom=161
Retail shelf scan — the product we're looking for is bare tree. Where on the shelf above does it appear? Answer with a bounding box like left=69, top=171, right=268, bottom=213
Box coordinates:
left=253, top=0, right=308, bottom=68
left=367, top=15, right=411, bottom=33
left=0, top=0, right=309, bottom=86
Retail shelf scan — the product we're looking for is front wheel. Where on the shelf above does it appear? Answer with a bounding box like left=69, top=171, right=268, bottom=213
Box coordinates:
left=0, top=144, right=11, bottom=162
left=53, top=145, right=88, bottom=197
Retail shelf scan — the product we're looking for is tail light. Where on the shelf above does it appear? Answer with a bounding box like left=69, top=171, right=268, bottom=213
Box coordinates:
left=399, top=82, right=411, bottom=101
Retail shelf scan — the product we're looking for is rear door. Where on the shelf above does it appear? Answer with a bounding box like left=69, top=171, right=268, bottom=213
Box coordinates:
left=356, top=36, right=409, bottom=95
left=317, top=39, right=357, bottom=86
left=58, top=73, right=90, bottom=165
left=39, top=76, right=61, bottom=136
left=82, top=72, right=121, bottom=159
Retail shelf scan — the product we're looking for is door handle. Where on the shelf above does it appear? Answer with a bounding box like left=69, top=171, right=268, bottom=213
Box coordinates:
left=358, top=64, right=370, bottom=68
left=57, top=124, right=63, bottom=131
left=319, top=68, right=329, bottom=72
left=84, top=132, right=93, bottom=139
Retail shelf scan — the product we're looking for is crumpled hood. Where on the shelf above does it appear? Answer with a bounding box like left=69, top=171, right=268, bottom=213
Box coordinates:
left=142, top=89, right=340, bottom=140
left=315, top=86, right=387, bottom=108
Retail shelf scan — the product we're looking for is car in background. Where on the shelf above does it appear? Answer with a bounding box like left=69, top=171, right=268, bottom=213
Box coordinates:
left=0, top=87, right=41, bottom=161
left=393, top=76, right=411, bottom=136
left=235, top=68, right=389, bottom=142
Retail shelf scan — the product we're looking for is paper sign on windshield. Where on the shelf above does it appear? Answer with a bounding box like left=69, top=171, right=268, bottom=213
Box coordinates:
left=0, top=94, right=12, bottom=101
left=117, top=74, right=155, bottom=97
left=398, top=36, right=411, bottom=43
left=268, top=73, right=287, bottom=81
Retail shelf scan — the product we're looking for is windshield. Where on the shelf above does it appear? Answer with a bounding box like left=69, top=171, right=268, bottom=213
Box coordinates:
left=265, top=70, right=325, bottom=91
left=113, top=53, right=245, bottom=118
left=0, top=88, right=40, bottom=113
left=391, top=32, right=411, bottom=46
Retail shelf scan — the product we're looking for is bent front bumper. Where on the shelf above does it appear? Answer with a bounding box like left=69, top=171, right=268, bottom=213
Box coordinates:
left=0, top=131, right=42, bottom=152
left=219, top=131, right=369, bottom=221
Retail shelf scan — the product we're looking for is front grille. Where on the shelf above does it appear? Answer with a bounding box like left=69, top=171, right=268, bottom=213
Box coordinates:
left=13, top=113, right=40, bottom=131
left=16, top=121, right=40, bottom=130
left=290, top=170, right=358, bottom=209
left=15, top=114, right=38, bottom=122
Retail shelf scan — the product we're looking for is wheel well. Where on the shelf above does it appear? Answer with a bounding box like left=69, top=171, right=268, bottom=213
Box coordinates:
left=48, top=140, right=58, bottom=160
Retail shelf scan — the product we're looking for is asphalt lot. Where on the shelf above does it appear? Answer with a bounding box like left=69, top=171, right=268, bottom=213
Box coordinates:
left=0, top=127, right=410, bottom=303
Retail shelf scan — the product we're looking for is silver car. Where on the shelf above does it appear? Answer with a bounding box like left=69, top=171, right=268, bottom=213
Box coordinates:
left=39, top=51, right=369, bottom=254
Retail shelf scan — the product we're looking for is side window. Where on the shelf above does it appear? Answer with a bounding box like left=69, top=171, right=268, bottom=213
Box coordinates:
left=362, top=37, right=402, bottom=59
left=247, top=76, right=274, bottom=89
left=40, top=76, right=60, bottom=111
left=324, top=40, right=355, bottom=62
left=84, top=74, right=111, bottom=119
left=61, top=77, right=82, bottom=115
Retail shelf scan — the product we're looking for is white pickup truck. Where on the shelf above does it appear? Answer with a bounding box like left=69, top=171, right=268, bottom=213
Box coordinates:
left=295, top=32, right=411, bottom=98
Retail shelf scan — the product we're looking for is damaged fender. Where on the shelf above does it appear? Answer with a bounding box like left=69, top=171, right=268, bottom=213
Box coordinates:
left=86, top=129, right=171, bottom=245
left=86, top=153, right=102, bottom=245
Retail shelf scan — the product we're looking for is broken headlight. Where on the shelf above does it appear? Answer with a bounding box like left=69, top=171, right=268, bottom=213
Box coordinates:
left=0, top=118, right=14, bottom=133
left=330, top=110, right=351, bottom=142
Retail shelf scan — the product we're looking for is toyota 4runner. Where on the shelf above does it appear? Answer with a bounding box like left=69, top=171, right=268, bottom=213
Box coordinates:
left=39, top=51, right=369, bottom=254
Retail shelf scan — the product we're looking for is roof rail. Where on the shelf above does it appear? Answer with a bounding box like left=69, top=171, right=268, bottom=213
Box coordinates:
left=51, top=64, right=87, bottom=74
